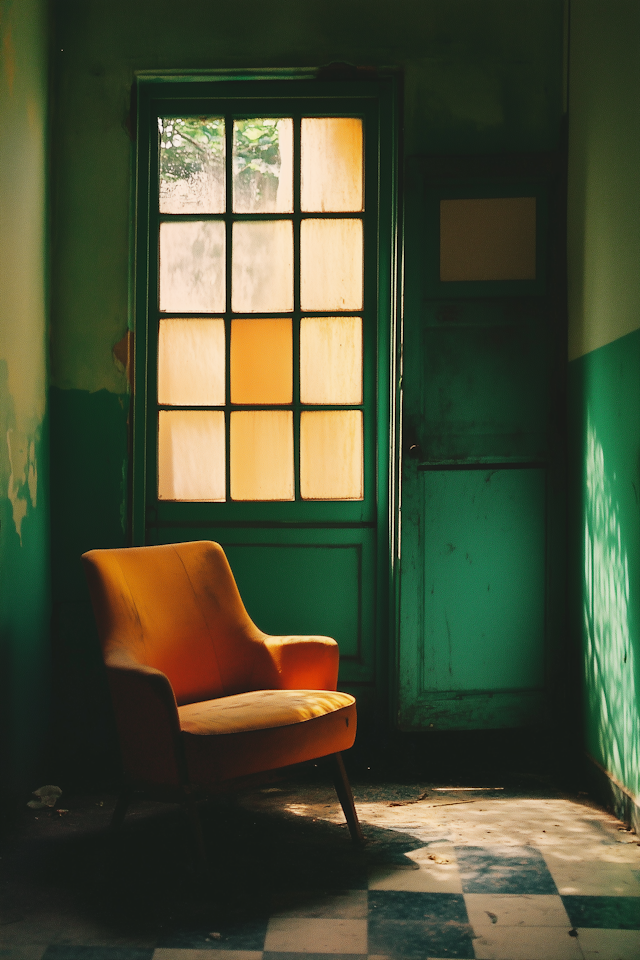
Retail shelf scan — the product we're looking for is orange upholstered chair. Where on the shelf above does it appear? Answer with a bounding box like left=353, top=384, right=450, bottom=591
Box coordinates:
left=82, top=540, right=362, bottom=850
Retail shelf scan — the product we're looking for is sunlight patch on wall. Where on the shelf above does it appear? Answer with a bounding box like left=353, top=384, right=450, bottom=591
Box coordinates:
left=584, top=416, right=640, bottom=801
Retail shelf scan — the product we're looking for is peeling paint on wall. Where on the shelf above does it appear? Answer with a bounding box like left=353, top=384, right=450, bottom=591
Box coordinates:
left=6, top=428, right=39, bottom=545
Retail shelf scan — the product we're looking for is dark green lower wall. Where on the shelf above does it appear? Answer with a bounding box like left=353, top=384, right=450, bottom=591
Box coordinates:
left=49, top=386, right=130, bottom=783
left=568, top=328, right=640, bottom=815
left=0, top=410, right=50, bottom=799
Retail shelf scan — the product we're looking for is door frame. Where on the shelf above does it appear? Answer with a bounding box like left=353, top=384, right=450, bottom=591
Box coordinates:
left=129, top=70, right=403, bottom=715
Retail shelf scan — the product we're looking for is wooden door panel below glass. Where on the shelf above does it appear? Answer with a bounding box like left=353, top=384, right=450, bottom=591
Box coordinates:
left=144, top=524, right=376, bottom=685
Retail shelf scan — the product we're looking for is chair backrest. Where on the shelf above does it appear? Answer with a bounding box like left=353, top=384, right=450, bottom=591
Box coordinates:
left=82, top=541, right=269, bottom=705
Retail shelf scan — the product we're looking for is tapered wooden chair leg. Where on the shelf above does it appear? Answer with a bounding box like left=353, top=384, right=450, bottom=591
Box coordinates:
left=331, top=753, right=364, bottom=845
left=110, top=787, right=132, bottom=830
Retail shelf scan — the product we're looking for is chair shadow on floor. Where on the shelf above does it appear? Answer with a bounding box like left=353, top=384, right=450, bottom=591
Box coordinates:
left=5, top=780, right=427, bottom=944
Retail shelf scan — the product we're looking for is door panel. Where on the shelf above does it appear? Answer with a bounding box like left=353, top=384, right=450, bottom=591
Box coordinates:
left=398, top=467, right=545, bottom=729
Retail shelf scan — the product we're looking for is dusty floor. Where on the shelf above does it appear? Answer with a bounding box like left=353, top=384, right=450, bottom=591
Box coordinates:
left=1, top=768, right=640, bottom=960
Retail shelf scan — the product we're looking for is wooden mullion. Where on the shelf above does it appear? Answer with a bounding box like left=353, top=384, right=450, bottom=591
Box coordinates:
left=224, top=113, right=233, bottom=502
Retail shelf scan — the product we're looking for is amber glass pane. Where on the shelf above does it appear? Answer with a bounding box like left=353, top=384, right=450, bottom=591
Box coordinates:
left=232, top=221, right=294, bottom=313
left=159, top=117, right=225, bottom=214
left=300, top=219, right=363, bottom=311
left=300, top=317, right=362, bottom=404
left=301, top=118, right=363, bottom=212
left=231, top=318, right=292, bottom=404
left=158, top=410, right=225, bottom=501
left=300, top=410, right=363, bottom=500
left=230, top=410, right=294, bottom=501
left=159, top=221, right=225, bottom=313
left=233, top=119, right=293, bottom=213
left=440, top=197, right=536, bottom=281
left=158, top=318, right=225, bottom=406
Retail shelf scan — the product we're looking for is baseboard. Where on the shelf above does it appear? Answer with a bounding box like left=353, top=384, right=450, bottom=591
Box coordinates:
left=585, top=754, right=640, bottom=834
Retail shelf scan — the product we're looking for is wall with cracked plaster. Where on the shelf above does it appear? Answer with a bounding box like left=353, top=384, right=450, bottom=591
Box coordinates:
left=0, top=0, right=51, bottom=797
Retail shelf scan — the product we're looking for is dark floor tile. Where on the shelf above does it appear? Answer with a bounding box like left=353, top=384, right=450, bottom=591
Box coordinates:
left=455, top=845, right=558, bottom=894
left=43, top=951, right=153, bottom=960
left=368, top=891, right=474, bottom=959
left=562, top=895, right=640, bottom=930
left=157, top=919, right=268, bottom=950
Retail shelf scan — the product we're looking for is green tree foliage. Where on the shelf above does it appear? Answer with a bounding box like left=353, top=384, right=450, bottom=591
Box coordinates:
left=159, top=117, right=224, bottom=183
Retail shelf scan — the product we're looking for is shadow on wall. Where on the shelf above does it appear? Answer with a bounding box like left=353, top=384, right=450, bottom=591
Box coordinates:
left=584, top=415, right=640, bottom=803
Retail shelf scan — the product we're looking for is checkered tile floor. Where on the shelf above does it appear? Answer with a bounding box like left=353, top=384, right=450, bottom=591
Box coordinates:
left=2, top=782, right=640, bottom=960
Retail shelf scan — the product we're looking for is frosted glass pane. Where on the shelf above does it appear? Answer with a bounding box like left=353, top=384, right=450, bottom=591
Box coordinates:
left=232, top=221, right=294, bottom=313
left=300, top=410, right=363, bottom=500
left=300, top=317, right=362, bottom=404
left=230, top=411, right=294, bottom=501
left=159, top=117, right=225, bottom=214
left=158, top=318, right=225, bottom=406
left=440, top=197, right=536, bottom=281
left=158, top=410, right=225, bottom=501
left=300, top=219, right=363, bottom=311
left=231, top=318, right=292, bottom=404
left=301, top=118, right=363, bottom=212
left=159, top=221, right=225, bottom=313
left=233, top=119, right=293, bottom=213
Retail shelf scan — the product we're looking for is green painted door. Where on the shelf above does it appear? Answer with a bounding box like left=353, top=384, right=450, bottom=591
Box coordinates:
left=133, top=78, right=398, bottom=694
left=397, top=160, right=563, bottom=729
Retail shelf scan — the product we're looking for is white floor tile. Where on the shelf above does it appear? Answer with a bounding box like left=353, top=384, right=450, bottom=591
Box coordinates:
left=465, top=893, right=571, bottom=929
left=472, top=925, right=583, bottom=959
left=368, top=860, right=463, bottom=894
left=270, top=889, right=367, bottom=919
left=542, top=854, right=640, bottom=896
left=263, top=916, right=367, bottom=954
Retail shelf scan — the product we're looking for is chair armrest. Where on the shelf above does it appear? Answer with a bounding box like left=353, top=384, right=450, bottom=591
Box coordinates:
left=105, top=650, right=186, bottom=787
left=259, top=635, right=339, bottom=691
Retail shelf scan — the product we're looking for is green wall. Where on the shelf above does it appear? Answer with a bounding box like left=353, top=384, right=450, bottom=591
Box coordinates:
left=568, top=0, right=640, bottom=818
left=50, top=0, right=565, bottom=776
left=0, top=0, right=51, bottom=799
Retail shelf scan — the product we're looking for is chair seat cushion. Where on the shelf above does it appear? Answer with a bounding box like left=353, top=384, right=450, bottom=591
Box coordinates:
left=178, top=689, right=356, bottom=785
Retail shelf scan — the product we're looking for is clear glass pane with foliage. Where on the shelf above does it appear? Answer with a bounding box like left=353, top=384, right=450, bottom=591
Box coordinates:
left=233, top=119, right=293, bottom=213
left=159, top=117, right=225, bottom=214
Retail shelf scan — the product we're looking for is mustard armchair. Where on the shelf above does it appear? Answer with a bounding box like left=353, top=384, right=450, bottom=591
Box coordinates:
left=82, top=540, right=362, bottom=853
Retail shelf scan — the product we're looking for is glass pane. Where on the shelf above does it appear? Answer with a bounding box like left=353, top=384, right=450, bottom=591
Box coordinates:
left=158, top=410, right=225, bottom=501
left=301, top=118, right=363, bottom=212
left=300, top=219, right=363, bottom=311
left=231, top=318, right=292, bottom=404
left=159, top=117, right=225, bottom=214
left=230, top=410, right=294, bottom=501
left=233, top=119, right=293, bottom=213
left=232, top=221, right=293, bottom=313
left=159, top=221, right=225, bottom=313
left=440, top=197, right=537, bottom=281
left=300, top=410, right=363, bottom=500
left=300, top=316, right=362, bottom=404
left=158, top=318, right=225, bottom=406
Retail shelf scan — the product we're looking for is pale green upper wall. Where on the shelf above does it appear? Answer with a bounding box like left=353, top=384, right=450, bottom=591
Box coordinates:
left=51, top=0, right=564, bottom=394
left=567, top=0, right=640, bottom=361
left=0, top=0, right=48, bottom=545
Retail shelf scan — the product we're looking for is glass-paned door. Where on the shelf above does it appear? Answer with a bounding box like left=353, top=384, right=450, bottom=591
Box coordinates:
left=134, top=80, right=397, bottom=690
left=156, top=114, right=366, bottom=505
